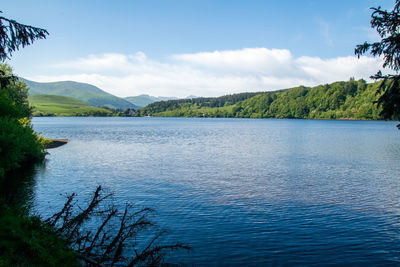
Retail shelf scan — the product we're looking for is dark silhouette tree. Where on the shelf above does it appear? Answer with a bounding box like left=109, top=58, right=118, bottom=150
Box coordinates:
left=355, top=0, right=400, bottom=128
left=0, top=11, right=48, bottom=88
left=0, top=11, right=48, bottom=61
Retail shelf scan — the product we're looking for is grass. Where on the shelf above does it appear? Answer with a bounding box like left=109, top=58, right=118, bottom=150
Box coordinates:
left=29, top=94, right=113, bottom=116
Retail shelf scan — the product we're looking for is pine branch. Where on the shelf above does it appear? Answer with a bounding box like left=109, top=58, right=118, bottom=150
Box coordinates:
left=0, top=11, right=49, bottom=61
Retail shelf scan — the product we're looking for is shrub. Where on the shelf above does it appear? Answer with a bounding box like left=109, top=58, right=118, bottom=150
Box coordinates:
left=0, top=117, right=46, bottom=180
left=0, top=204, right=77, bottom=266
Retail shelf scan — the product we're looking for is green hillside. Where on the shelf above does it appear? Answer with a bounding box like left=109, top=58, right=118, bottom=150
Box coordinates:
left=138, top=79, right=384, bottom=120
left=139, top=92, right=261, bottom=114
left=23, top=78, right=137, bottom=110
left=125, top=94, right=178, bottom=108
left=29, top=95, right=113, bottom=116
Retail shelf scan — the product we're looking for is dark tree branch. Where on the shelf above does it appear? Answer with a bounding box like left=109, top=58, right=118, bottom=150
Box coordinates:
left=0, top=11, right=49, bottom=61
left=46, top=186, right=190, bottom=266
left=355, top=1, right=400, bottom=127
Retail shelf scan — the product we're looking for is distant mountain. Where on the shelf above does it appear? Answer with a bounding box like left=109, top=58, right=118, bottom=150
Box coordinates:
left=124, top=94, right=178, bottom=108
left=22, top=78, right=138, bottom=110
left=29, top=94, right=113, bottom=116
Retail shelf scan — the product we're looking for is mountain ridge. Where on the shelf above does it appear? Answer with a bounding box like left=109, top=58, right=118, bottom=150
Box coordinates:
left=124, top=94, right=179, bottom=108
left=22, top=78, right=138, bottom=110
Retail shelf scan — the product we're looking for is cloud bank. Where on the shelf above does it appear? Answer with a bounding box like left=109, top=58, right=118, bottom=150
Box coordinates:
left=30, top=48, right=385, bottom=98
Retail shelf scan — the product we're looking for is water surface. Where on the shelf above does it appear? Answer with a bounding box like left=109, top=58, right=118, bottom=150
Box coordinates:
left=31, top=117, right=400, bottom=265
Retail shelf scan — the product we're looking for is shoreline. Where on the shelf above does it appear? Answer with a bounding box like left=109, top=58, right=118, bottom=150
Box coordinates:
left=45, top=139, right=69, bottom=149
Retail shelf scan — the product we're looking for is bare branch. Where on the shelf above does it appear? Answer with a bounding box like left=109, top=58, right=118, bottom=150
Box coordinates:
left=45, top=186, right=190, bottom=266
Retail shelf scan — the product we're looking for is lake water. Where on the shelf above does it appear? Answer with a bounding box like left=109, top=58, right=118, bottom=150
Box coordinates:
left=31, top=117, right=400, bottom=265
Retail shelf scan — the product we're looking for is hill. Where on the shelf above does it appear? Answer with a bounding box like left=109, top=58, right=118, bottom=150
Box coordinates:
left=139, top=92, right=261, bottom=115
left=124, top=94, right=178, bottom=108
left=23, top=78, right=138, bottom=110
left=140, top=92, right=262, bottom=117
left=29, top=94, right=113, bottom=116
left=137, top=79, right=383, bottom=120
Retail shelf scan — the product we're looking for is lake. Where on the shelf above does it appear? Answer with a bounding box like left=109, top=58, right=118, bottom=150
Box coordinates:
left=31, top=117, right=400, bottom=265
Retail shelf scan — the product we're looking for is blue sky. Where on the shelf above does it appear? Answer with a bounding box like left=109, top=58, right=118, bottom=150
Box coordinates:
left=2, top=0, right=395, bottom=97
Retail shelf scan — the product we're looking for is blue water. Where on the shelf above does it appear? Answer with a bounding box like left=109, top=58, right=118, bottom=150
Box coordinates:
left=31, top=117, right=400, bottom=265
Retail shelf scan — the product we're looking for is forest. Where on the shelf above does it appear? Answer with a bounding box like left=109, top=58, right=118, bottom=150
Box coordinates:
left=138, top=79, right=383, bottom=120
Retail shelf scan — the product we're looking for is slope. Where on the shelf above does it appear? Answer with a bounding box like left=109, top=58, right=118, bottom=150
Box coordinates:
left=124, top=94, right=178, bottom=108
left=139, top=92, right=261, bottom=115
left=23, top=78, right=137, bottom=110
left=29, top=94, right=113, bottom=116
left=137, top=79, right=383, bottom=120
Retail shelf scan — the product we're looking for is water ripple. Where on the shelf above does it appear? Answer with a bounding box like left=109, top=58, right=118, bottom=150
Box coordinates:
left=31, top=117, right=400, bottom=265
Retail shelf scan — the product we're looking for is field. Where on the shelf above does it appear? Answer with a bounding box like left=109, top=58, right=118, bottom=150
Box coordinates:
left=29, top=95, right=113, bottom=116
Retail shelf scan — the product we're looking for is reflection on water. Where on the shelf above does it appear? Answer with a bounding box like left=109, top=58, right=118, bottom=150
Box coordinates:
left=31, top=117, right=400, bottom=265
left=1, top=160, right=45, bottom=209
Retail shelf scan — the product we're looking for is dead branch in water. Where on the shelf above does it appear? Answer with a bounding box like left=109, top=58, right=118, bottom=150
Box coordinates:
left=46, top=185, right=190, bottom=266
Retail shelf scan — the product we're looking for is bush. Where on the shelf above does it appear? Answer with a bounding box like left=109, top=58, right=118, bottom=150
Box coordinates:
left=0, top=204, right=78, bottom=266
left=0, top=63, right=47, bottom=181
left=0, top=117, right=46, bottom=180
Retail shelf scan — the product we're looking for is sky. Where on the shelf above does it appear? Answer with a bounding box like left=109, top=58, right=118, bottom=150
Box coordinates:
left=2, top=0, right=396, bottom=98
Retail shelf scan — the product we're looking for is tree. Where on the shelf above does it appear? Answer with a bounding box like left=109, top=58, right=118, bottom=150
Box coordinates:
left=355, top=1, right=400, bottom=128
left=0, top=11, right=48, bottom=89
left=0, top=11, right=48, bottom=61
left=0, top=12, right=48, bottom=177
left=0, top=12, right=189, bottom=266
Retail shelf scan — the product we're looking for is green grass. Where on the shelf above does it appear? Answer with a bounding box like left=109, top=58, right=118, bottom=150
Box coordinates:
left=29, top=94, right=113, bottom=116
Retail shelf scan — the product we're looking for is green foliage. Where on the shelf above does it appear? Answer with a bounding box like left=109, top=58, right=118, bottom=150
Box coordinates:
left=377, top=78, right=400, bottom=122
left=139, top=79, right=383, bottom=120
left=138, top=92, right=261, bottom=116
left=355, top=0, right=400, bottom=128
left=29, top=94, right=114, bottom=117
left=0, top=117, right=46, bottom=179
left=0, top=64, right=31, bottom=117
left=0, top=63, right=46, bottom=180
left=0, top=205, right=77, bottom=266
left=0, top=15, right=78, bottom=267
left=0, top=90, right=21, bottom=118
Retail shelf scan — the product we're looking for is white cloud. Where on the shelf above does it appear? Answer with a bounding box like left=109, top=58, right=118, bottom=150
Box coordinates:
left=295, top=56, right=381, bottom=83
left=29, top=48, right=387, bottom=98
left=172, top=48, right=294, bottom=76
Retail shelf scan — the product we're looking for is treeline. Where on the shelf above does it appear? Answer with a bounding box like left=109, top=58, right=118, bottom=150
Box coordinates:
left=138, top=79, right=383, bottom=120
left=138, top=92, right=261, bottom=115
left=33, top=108, right=137, bottom=117
left=32, top=110, right=112, bottom=117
